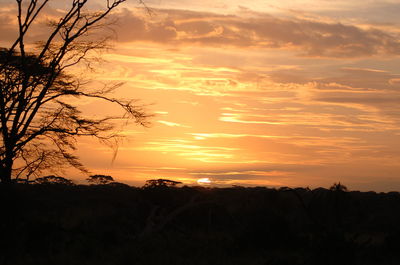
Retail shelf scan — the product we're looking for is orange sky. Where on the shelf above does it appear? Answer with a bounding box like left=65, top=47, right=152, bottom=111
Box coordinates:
left=1, top=0, right=400, bottom=191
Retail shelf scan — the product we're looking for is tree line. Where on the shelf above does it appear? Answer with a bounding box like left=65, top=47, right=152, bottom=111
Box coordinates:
left=2, top=181, right=400, bottom=265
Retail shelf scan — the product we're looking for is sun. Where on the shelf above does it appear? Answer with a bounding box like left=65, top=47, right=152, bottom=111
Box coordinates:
left=197, top=178, right=212, bottom=185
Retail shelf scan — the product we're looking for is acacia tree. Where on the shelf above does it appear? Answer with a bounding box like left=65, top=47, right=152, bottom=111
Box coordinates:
left=35, top=175, right=74, bottom=185
left=87, top=174, right=114, bottom=185
left=143, top=179, right=183, bottom=188
left=0, top=0, right=150, bottom=184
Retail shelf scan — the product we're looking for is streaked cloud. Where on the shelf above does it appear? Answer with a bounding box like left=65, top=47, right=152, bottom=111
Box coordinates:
left=158, top=120, right=190, bottom=127
left=106, top=7, right=400, bottom=58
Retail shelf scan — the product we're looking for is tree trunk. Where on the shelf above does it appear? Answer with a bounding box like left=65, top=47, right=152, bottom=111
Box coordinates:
left=0, top=160, right=13, bottom=184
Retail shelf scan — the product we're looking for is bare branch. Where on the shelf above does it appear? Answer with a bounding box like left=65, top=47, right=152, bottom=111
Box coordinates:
left=0, top=0, right=150, bottom=183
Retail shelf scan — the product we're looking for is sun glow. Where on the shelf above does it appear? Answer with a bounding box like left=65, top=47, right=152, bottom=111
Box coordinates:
left=197, top=178, right=212, bottom=185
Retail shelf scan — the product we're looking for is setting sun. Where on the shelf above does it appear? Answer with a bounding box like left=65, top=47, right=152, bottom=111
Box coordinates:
left=197, top=178, right=212, bottom=185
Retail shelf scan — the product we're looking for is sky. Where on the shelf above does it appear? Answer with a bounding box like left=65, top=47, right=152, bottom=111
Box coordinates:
left=1, top=0, right=400, bottom=191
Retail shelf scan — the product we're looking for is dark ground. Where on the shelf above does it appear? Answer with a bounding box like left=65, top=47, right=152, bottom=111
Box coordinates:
left=2, top=184, right=400, bottom=265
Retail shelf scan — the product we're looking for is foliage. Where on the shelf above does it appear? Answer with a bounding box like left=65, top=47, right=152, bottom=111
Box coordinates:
left=87, top=174, right=114, bottom=185
left=143, top=178, right=183, bottom=188
left=0, top=0, right=150, bottom=184
left=35, top=175, right=74, bottom=185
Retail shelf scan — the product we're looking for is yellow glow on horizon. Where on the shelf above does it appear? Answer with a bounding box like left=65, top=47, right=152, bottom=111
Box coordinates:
left=197, top=178, right=212, bottom=185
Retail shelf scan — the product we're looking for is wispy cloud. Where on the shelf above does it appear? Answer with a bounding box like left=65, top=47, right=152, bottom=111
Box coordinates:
left=158, top=120, right=191, bottom=127
left=136, top=139, right=239, bottom=163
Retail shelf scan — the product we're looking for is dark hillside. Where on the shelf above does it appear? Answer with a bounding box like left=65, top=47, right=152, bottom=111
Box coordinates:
left=2, top=184, right=400, bottom=265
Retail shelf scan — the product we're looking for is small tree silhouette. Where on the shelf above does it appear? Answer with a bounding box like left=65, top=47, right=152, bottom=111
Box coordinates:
left=330, top=182, right=348, bottom=192
left=87, top=175, right=114, bottom=185
left=143, top=178, right=182, bottom=188
left=35, top=175, right=74, bottom=185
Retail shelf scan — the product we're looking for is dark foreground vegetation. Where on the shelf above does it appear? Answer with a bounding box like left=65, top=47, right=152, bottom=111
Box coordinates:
left=2, top=183, right=400, bottom=265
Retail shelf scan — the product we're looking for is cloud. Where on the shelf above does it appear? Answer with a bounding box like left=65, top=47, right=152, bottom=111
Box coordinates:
left=136, top=138, right=240, bottom=163
left=2, top=4, right=400, bottom=58
left=186, top=163, right=319, bottom=186
left=158, top=120, right=190, bottom=127
left=108, top=7, right=400, bottom=58
left=0, top=5, right=18, bottom=45
left=189, top=132, right=286, bottom=139
left=320, top=67, right=400, bottom=91
left=189, top=169, right=292, bottom=186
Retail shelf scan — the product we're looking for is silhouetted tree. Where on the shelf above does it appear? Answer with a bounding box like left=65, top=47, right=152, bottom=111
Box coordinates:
left=143, top=178, right=183, bottom=188
left=330, top=182, right=348, bottom=192
left=87, top=174, right=114, bottom=185
left=0, top=0, right=150, bottom=184
left=35, top=175, right=74, bottom=185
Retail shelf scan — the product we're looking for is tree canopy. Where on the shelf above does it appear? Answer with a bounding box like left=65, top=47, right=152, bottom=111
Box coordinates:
left=0, top=0, right=150, bottom=184
left=143, top=179, right=183, bottom=188
left=87, top=174, right=114, bottom=185
left=35, top=175, right=74, bottom=185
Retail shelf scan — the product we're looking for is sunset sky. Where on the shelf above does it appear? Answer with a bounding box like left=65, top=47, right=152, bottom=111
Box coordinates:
left=1, top=0, right=400, bottom=191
